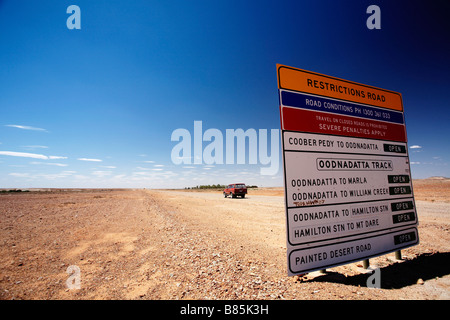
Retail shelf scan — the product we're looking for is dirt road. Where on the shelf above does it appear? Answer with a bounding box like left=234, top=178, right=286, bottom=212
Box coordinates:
left=0, top=184, right=449, bottom=300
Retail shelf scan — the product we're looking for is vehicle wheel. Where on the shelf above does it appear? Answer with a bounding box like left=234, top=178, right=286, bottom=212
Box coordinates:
left=241, top=194, right=245, bottom=198
left=224, top=192, right=227, bottom=198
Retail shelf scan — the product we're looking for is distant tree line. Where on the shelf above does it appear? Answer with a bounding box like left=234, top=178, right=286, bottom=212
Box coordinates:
left=185, top=184, right=258, bottom=190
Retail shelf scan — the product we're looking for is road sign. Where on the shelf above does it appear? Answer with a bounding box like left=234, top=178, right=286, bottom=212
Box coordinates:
left=277, top=65, right=419, bottom=276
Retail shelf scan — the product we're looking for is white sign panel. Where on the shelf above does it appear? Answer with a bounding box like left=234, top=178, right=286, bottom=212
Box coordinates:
left=277, top=65, right=419, bottom=275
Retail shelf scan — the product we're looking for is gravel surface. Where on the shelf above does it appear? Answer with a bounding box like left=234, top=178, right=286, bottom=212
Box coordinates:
left=0, top=182, right=449, bottom=300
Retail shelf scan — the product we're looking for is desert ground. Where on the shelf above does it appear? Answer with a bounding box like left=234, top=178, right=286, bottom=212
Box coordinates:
left=0, top=179, right=449, bottom=300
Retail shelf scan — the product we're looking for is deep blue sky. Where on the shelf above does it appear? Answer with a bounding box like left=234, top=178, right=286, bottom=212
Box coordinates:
left=1, top=0, right=449, bottom=188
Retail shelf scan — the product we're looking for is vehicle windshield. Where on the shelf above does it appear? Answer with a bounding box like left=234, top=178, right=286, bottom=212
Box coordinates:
left=235, top=184, right=245, bottom=188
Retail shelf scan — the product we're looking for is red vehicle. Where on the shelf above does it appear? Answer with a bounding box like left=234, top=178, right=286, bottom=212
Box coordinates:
left=224, top=183, right=247, bottom=198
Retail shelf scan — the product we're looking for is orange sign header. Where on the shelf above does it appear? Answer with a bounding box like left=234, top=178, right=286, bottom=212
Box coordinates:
left=277, top=64, right=403, bottom=112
